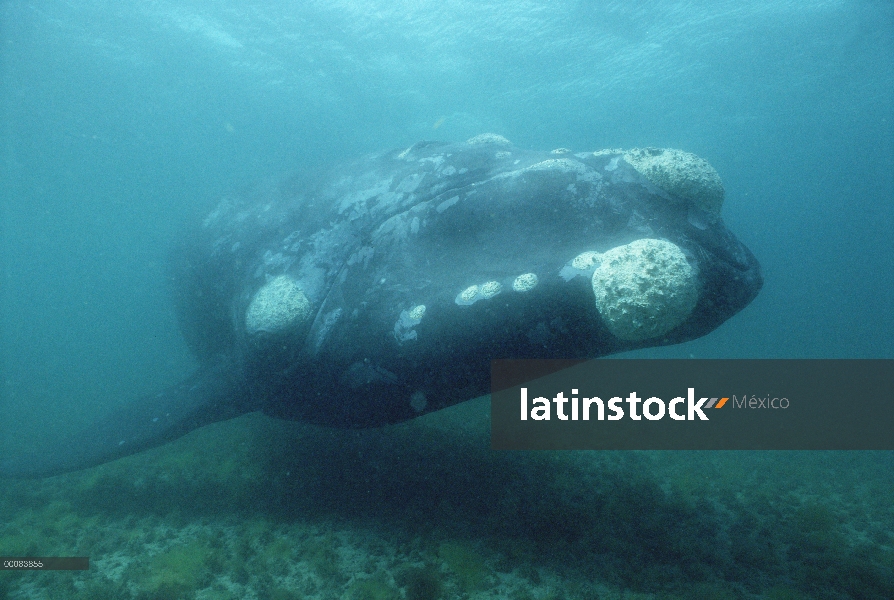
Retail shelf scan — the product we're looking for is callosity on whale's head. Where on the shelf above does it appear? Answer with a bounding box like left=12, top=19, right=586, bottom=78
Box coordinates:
left=171, top=135, right=762, bottom=428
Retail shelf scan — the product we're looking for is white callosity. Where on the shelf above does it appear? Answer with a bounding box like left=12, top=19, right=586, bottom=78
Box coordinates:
left=572, top=251, right=601, bottom=271
left=455, top=285, right=480, bottom=306
left=407, top=304, right=426, bottom=320
left=455, top=280, right=505, bottom=306
left=394, top=304, right=426, bottom=343
left=591, top=239, right=698, bottom=341
left=480, top=281, right=503, bottom=299
left=512, top=273, right=538, bottom=292
left=622, top=148, right=724, bottom=216
left=245, top=275, right=312, bottom=335
left=466, top=133, right=511, bottom=146
left=560, top=250, right=602, bottom=281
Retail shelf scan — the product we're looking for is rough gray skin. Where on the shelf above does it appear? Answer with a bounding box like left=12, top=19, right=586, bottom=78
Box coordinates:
left=1, top=137, right=762, bottom=477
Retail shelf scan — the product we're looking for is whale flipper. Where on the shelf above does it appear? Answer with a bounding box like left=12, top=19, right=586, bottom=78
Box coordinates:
left=0, top=363, right=248, bottom=479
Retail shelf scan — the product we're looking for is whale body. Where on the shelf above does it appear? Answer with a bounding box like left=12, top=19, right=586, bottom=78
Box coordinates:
left=1, top=136, right=761, bottom=477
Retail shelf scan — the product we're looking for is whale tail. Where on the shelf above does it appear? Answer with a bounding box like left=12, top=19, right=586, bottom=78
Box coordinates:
left=0, top=362, right=249, bottom=479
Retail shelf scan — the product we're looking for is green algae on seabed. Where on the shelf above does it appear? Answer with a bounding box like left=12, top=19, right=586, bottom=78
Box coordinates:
left=437, top=540, right=492, bottom=592
left=347, top=574, right=400, bottom=600
left=129, top=539, right=217, bottom=599
left=1, top=414, right=893, bottom=599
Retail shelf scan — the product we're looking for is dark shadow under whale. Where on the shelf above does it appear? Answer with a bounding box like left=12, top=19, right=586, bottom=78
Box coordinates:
left=1, top=136, right=761, bottom=478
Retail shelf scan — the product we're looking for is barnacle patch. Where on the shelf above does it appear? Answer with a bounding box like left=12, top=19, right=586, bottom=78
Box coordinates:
left=394, top=304, right=427, bottom=343
left=572, top=251, right=601, bottom=270
left=245, top=275, right=312, bottom=335
left=560, top=251, right=603, bottom=281
left=466, top=133, right=511, bottom=146
left=480, top=281, right=503, bottom=299
left=591, top=239, right=699, bottom=341
left=512, top=273, right=539, bottom=292
left=455, top=285, right=480, bottom=306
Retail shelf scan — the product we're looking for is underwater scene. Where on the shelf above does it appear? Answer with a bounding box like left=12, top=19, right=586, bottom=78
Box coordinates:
left=1, top=0, right=892, bottom=598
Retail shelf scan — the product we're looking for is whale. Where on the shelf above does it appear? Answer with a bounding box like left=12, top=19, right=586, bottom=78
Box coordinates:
left=1, top=135, right=761, bottom=478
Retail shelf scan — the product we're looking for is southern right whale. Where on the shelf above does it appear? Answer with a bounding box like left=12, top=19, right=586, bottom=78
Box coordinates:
left=0, top=135, right=762, bottom=478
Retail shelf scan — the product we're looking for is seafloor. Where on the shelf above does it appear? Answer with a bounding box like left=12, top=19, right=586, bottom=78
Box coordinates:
left=1, top=397, right=892, bottom=600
